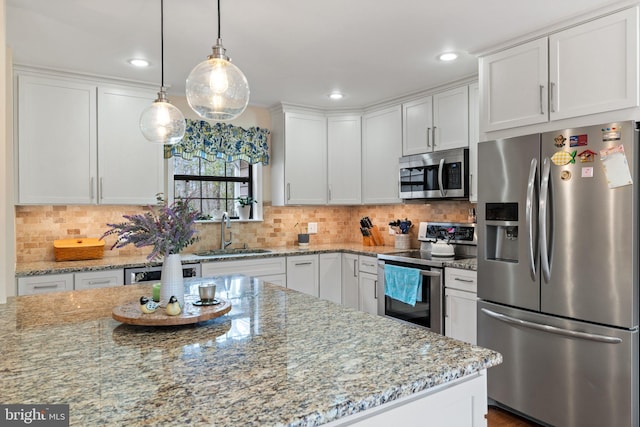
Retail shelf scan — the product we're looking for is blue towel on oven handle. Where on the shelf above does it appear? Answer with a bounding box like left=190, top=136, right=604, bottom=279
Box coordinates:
left=384, top=264, right=422, bottom=306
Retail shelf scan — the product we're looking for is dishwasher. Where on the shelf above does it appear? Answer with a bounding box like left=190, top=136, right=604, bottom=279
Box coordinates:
left=124, top=263, right=201, bottom=284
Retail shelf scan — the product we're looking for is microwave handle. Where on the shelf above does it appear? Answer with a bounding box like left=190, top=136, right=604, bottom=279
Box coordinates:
left=438, top=158, right=446, bottom=197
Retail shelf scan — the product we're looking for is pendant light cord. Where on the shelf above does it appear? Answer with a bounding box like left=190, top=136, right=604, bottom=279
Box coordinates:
left=217, top=0, right=221, bottom=39
left=160, top=0, right=165, bottom=89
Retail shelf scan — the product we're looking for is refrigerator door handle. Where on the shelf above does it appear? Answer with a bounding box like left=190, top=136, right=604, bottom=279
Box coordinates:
left=539, top=157, right=552, bottom=283
left=438, top=158, right=446, bottom=197
left=526, top=158, right=538, bottom=281
left=480, top=308, right=623, bottom=344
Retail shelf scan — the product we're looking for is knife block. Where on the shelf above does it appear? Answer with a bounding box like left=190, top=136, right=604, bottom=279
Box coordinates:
left=362, top=226, right=384, bottom=246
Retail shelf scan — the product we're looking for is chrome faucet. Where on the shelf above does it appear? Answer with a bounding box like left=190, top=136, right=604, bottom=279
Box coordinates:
left=220, top=212, right=232, bottom=250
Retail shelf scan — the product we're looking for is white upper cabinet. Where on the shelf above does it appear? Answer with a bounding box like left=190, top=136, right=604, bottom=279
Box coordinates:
left=327, top=115, right=361, bottom=205
left=271, top=109, right=327, bottom=205
left=480, top=38, right=549, bottom=132
left=402, top=96, right=433, bottom=155
left=402, top=86, right=469, bottom=156
left=362, top=105, right=402, bottom=204
left=549, top=7, right=639, bottom=121
left=432, top=86, right=469, bottom=151
left=17, top=74, right=97, bottom=204
left=480, top=7, right=639, bottom=132
left=97, top=86, right=164, bottom=205
left=15, top=70, right=162, bottom=205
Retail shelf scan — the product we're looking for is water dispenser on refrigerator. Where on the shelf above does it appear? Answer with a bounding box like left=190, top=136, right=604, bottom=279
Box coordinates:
left=484, top=203, right=519, bottom=263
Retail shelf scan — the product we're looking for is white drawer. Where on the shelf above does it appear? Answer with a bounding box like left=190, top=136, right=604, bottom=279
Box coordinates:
left=18, top=273, right=74, bottom=296
left=358, top=255, right=378, bottom=274
left=75, top=269, right=123, bottom=290
left=201, top=256, right=286, bottom=278
left=445, top=268, right=477, bottom=293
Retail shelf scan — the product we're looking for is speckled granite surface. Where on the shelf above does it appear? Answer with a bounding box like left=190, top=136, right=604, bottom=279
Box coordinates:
left=1, top=276, right=499, bottom=426
left=15, top=243, right=425, bottom=277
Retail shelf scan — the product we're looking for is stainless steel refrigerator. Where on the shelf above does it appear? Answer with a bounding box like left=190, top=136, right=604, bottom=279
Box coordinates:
left=477, top=121, right=639, bottom=427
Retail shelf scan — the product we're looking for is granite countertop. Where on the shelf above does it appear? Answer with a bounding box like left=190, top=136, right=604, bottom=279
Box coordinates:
left=1, top=276, right=499, bottom=426
left=15, top=243, right=476, bottom=277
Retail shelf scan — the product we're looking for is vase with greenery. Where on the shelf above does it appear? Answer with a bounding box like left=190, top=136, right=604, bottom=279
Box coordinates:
left=101, top=197, right=199, bottom=306
left=236, top=196, right=256, bottom=220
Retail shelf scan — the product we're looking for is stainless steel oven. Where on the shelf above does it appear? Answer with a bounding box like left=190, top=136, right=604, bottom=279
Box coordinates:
left=377, top=222, right=477, bottom=334
left=399, top=148, right=469, bottom=200
left=377, top=259, right=443, bottom=333
left=124, top=263, right=201, bottom=284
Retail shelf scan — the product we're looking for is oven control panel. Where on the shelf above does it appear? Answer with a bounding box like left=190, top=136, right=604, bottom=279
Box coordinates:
left=418, top=222, right=476, bottom=244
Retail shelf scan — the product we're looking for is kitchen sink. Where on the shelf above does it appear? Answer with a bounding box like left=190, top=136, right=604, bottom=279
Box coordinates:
left=192, top=248, right=272, bottom=258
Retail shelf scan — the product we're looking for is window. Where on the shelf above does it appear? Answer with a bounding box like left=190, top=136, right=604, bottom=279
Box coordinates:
left=173, top=156, right=255, bottom=220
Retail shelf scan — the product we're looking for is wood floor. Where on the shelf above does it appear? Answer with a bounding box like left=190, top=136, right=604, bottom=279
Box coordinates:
left=487, top=406, right=543, bottom=427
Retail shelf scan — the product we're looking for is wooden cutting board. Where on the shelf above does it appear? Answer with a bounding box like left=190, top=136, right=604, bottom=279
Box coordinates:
left=112, top=299, right=231, bottom=326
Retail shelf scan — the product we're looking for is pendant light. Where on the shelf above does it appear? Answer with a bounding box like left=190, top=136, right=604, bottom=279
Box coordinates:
left=185, top=0, right=250, bottom=121
left=140, top=0, right=186, bottom=145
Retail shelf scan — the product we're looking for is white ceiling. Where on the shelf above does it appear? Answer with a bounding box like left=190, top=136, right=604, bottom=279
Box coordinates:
left=6, top=0, right=629, bottom=109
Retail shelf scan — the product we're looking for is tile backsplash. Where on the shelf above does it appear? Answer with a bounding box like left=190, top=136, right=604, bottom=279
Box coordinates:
left=15, top=202, right=474, bottom=263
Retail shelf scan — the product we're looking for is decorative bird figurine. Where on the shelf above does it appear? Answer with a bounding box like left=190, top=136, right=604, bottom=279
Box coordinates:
left=165, top=296, right=182, bottom=316
left=139, top=296, right=159, bottom=314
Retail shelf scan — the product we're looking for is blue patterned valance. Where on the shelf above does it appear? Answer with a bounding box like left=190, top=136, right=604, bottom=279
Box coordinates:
left=164, top=119, right=270, bottom=165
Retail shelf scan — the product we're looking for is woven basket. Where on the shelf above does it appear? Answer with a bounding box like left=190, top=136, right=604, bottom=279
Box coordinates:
left=54, top=238, right=105, bottom=262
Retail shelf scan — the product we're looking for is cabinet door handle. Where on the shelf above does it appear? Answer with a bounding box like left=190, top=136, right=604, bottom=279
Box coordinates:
left=444, top=294, right=449, bottom=318
left=549, top=82, right=556, bottom=113
left=90, top=177, right=94, bottom=200
left=99, top=177, right=104, bottom=201
left=454, top=277, right=474, bottom=283
left=353, top=259, right=357, bottom=277
left=294, top=262, right=312, bottom=266
left=426, top=127, right=431, bottom=147
left=539, top=85, right=545, bottom=115
left=287, top=183, right=291, bottom=201
left=432, top=126, right=437, bottom=147
left=362, top=262, right=375, bottom=268
left=469, top=174, right=473, bottom=198
left=374, top=280, right=377, bottom=299
left=87, top=279, right=111, bottom=286
left=328, top=185, right=332, bottom=201
left=33, top=284, right=59, bottom=290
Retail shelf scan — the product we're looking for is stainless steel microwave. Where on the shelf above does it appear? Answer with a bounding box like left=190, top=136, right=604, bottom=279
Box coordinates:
left=399, top=148, right=469, bottom=200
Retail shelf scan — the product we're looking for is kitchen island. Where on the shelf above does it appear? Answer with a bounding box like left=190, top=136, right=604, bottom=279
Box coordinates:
left=0, top=275, right=501, bottom=426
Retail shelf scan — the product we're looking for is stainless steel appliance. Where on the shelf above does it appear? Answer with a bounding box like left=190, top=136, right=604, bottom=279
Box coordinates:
left=124, top=263, right=201, bottom=284
left=399, top=148, right=469, bottom=200
left=377, top=222, right=476, bottom=333
left=477, top=121, right=639, bottom=427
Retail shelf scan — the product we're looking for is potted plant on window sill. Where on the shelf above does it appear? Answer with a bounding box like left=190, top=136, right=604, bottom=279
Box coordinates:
left=236, top=196, right=256, bottom=220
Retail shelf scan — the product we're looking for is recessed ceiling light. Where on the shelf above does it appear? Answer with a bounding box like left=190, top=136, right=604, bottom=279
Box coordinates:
left=438, top=52, right=458, bottom=62
left=128, top=58, right=150, bottom=68
left=329, top=92, right=344, bottom=100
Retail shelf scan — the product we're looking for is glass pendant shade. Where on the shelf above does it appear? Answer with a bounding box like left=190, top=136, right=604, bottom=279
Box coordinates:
left=140, top=93, right=186, bottom=145
left=186, top=49, right=250, bottom=121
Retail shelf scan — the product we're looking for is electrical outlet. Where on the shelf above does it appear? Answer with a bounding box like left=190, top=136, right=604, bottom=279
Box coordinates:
left=307, top=222, right=318, bottom=234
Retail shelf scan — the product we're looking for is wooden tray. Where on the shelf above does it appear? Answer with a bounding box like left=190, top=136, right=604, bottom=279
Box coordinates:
left=112, top=299, right=231, bottom=326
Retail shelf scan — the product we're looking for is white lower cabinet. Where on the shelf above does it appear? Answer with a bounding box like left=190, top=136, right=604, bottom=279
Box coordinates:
left=201, top=257, right=287, bottom=286
left=341, top=253, right=359, bottom=310
left=17, top=273, right=74, bottom=296
left=358, top=272, right=378, bottom=315
left=444, top=268, right=477, bottom=345
left=319, top=253, right=342, bottom=304
left=74, top=269, right=123, bottom=290
left=358, top=256, right=379, bottom=314
left=18, top=269, right=126, bottom=295
left=286, top=255, right=319, bottom=297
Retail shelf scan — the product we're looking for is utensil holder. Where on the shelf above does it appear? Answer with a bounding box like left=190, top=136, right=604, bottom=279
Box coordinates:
left=394, top=234, right=411, bottom=249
